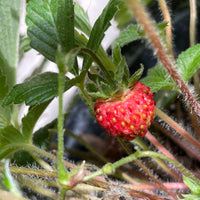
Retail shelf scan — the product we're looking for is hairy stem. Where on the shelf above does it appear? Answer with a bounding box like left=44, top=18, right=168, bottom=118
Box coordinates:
left=158, top=0, right=174, bottom=58
left=132, top=138, right=181, bottom=181
left=126, top=0, right=200, bottom=118
left=57, top=71, right=69, bottom=186
left=156, top=107, right=200, bottom=151
left=18, top=176, right=58, bottom=199
left=145, top=131, right=177, bottom=161
left=152, top=121, right=200, bottom=162
left=117, top=139, right=178, bottom=199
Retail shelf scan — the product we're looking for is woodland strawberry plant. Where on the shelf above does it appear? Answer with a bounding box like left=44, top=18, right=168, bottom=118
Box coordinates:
left=0, top=0, right=200, bottom=199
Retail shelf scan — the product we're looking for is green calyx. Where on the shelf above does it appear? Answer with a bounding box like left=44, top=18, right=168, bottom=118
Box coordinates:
left=86, top=61, right=144, bottom=100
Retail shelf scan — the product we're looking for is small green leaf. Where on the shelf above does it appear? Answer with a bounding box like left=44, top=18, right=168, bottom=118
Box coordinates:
left=22, top=101, right=50, bottom=143
left=141, top=63, right=178, bottom=92
left=3, top=160, right=22, bottom=197
left=26, top=0, right=59, bottom=62
left=116, top=57, right=129, bottom=86
left=82, top=0, right=121, bottom=73
left=128, top=65, right=144, bottom=87
left=86, top=83, right=98, bottom=93
left=114, top=1, right=134, bottom=29
left=98, top=80, right=113, bottom=97
left=0, top=0, right=22, bottom=88
left=74, top=3, right=91, bottom=36
left=88, top=72, right=108, bottom=85
left=112, top=45, right=121, bottom=66
left=2, top=72, right=74, bottom=106
left=0, top=69, right=11, bottom=129
left=179, top=194, right=200, bottom=200
left=0, top=126, right=26, bottom=159
left=183, top=176, right=200, bottom=195
left=177, top=44, right=200, bottom=82
left=56, top=0, right=74, bottom=53
left=113, top=24, right=140, bottom=49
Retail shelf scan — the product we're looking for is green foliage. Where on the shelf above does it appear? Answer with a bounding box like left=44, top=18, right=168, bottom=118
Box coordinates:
left=177, top=44, right=200, bottom=82
left=74, top=3, right=92, bottom=36
left=22, top=101, right=50, bottom=143
left=142, top=44, right=200, bottom=93
left=3, top=72, right=71, bottom=106
left=114, top=1, right=134, bottom=29
left=81, top=0, right=121, bottom=74
left=56, top=0, right=74, bottom=53
left=128, top=65, right=144, bottom=87
left=0, top=126, right=26, bottom=159
left=26, top=0, right=61, bottom=62
left=0, top=70, right=10, bottom=129
left=141, top=63, right=178, bottom=92
left=178, top=176, right=200, bottom=200
left=112, top=24, right=141, bottom=49
left=0, top=0, right=22, bottom=88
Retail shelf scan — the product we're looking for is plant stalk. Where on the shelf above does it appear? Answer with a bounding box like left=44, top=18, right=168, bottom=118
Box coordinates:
left=132, top=138, right=181, bottom=181
left=152, top=121, right=200, bottom=162
left=158, top=0, right=174, bottom=58
left=57, top=71, right=69, bottom=186
left=155, top=107, right=200, bottom=152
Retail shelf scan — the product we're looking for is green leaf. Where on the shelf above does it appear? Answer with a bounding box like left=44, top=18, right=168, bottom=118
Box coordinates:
left=3, top=160, right=22, bottom=197
left=26, top=0, right=88, bottom=63
left=112, top=24, right=140, bottom=49
left=112, top=45, right=121, bottom=66
left=141, top=63, right=178, bottom=92
left=179, top=194, right=200, bottom=200
left=33, top=118, right=57, bottom=149
left=86, top=83, right=98, bottom=93
left=82, top=0, right=121, bottom=73
left=0, top=0, right=22, bottom=88
left=22, top=101, right=50, bottom=143
left=3, top=72, right=81, bottom=107
left=177, top=44, right=200, bottom=82
left=114, top=0, right=152, bottom=29
left=128, top=65, right=144, bottom=87
left=0, top=70, right=11, bottom=129
left=26, top=0, right=60, bottom=62
left=74, top=3, right=91, bottom=36
left=183, top=176, right=200, bottom=195
left=114, top=1, right=134, bottom=29
left=3, top=72, right=72, bottom=106
left=0, top=126, right=26, bottom=159
left=55, top=0, right=74, bottom=53
left=116, top=57, right=129, bottom=87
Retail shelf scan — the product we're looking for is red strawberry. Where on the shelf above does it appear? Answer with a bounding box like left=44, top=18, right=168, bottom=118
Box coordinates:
left=94, top=82, right=155, bottom=140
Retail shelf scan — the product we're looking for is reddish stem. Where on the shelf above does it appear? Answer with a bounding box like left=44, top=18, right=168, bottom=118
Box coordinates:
left=123, top=182, right=188, bottom=191
left=145, top=131, right=177, bottom=162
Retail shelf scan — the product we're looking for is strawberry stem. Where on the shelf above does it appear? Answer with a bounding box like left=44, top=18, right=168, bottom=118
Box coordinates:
left=132, top=138, right=181, bottom=181
left=117, top=138, right=178, bottom=199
